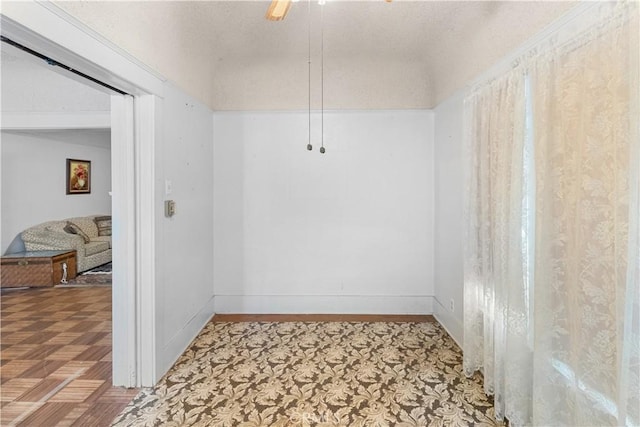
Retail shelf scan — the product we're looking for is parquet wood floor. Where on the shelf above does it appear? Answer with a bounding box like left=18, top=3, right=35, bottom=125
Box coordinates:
left=1, top=287, right=139, bottom=426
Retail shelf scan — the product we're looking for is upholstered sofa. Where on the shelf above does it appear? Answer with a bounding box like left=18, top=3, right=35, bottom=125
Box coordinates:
left=21, top=215, right=112, bottom=273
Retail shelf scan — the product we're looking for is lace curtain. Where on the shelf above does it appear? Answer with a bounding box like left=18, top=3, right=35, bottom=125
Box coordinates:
left=463, top=2, right=639, bottom=426
left=462, top=67, right=530, bottom=423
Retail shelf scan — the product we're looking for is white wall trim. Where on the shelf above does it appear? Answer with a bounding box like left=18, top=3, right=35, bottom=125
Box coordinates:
left=1, top=112, right=110, bottom=130
left=428, top=110, right=437, bottom=312
left=35, top=2, right=166, bottom=84
left=159, top=296, right=216, bottom=377
left=110, top=94, right=137, bottom=387
left=0, top=4, right=165, bottom=97
left=214, top=295, right=434, bottom=315
left=135, top=95, right=157, bottom=386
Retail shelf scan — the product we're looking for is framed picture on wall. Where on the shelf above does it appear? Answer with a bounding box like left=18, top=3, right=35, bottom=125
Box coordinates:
left=66, top=159, right=91, bottom=194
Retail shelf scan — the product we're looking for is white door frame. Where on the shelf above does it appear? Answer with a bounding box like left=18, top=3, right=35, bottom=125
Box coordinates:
left=110, top=95, right=138, bottom=386
left=134, top=94, right=158, bottom=386
left=1, top=2, right=164, bottom=386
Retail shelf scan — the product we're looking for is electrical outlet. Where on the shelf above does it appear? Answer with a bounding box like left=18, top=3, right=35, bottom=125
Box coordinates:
left=449, top=299, right=455, bottom=312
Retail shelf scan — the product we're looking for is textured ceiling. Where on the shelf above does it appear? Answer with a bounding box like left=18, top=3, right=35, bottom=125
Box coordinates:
left=54, top=1, right=575, bottom=111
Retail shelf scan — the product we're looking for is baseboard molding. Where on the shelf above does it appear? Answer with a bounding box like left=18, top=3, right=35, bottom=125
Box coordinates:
left=214, top=295, right=434, bottom=315
left=433, top=301, right=463, bottom=348
left=158, top=295, right=216, bottom=379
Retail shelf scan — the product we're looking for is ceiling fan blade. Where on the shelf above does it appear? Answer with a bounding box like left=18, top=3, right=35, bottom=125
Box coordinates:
left=266, top=0, right=292, bottom=21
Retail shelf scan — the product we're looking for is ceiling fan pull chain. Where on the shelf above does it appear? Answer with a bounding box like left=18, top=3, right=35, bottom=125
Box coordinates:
left=307, top=0, right=313, bottom=151
left=320, top=2, right=326, bottom=154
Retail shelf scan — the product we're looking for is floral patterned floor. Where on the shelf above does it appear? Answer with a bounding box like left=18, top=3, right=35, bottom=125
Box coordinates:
left=112, top=321, right=500, bottom=426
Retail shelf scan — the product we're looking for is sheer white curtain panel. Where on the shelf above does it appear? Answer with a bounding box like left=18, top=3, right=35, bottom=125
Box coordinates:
left=463, top=2, right=639, bottom=426
left=530, top=3, right=639, bottom=425
left=463, top=67, right=529, bottom=423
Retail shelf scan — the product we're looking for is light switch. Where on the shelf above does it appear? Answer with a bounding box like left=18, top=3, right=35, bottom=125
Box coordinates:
left=165, top=200, right=176, bottom=217
left=165, top=179, right=172, bottom=195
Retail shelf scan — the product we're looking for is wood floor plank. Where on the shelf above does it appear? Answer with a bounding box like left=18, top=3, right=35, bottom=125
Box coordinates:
left=19, top=332, right=61, bottom=345
left=1, top=344, right=38, bottom=359
left=45, top=312, right=76, bottom=322
left=44, top=332, right=84, bottom=345
left=21, top=320, right=57, bottom=332
left=17, top=360, right=66, bottom=379
left=2, top=313, right=37, bottom=321
left=49, top=379, right=105, bottom=402
left=44, top=321, right=83, bottom=332
left=0, top=360, right=39, bottom=379
left=48, top=362, right=91, bottom=379
left=83, top=381, right=114, bottom=404
left=20, top=344, right=64, bottom=361
left=57, top=403, right=91, bottom=427
left=1, top=322, right=35, bottom=333
left=15, top=378, right=66, bottom=402
left=0, top=331, right=36, bottom=345
left=45, top=345, right=91, bottom=361
left=0, top=401, right=44, bottom=425
left=18, top=402, right=77, bottom=426
left=73, top=346, right=111, bottom=362
left=67, top=321, right=102, bottom=333
left=79, top=361, right=111, bottom=381
left=70, top=332, right=109, bottom=346
left=0, top=378, right=42, bottom=401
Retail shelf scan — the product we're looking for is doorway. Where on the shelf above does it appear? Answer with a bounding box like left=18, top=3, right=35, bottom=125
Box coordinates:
left=1, top=7, right=159, bottom=389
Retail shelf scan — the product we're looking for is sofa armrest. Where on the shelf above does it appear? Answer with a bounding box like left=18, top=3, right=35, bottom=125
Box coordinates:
left=21, top=229, right=84, bottom=251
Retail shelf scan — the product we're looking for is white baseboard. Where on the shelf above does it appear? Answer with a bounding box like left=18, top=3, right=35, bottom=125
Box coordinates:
left=158, top=295, right=216, bottom=380
left=214, top=295, right=434, bottom=315
left=433, top=299, right=463, bottom=347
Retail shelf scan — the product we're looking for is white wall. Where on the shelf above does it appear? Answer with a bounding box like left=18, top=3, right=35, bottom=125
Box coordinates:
left=154, top=84, right=215, bottom=376
left=433, top=92, right=465, bottom=346
left=1, top=129, right=112, bottom=254
left=214, top=110, right=434, bottom=314
left=1, top=50, right=110, bottom=113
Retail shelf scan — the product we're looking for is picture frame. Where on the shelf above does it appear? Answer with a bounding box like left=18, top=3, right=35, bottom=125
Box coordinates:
left=66, top=159, right=91, bottom=194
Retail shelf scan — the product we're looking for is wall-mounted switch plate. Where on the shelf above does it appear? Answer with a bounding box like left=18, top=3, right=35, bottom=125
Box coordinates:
left=165, top=179, right=173, bottom=195
left=165, top=200, right=176, bottom=217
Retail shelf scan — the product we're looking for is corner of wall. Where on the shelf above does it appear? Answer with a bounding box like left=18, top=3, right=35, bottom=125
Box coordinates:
left=433, top=300, right=463, bottom=348
left=433, top=91, right=465, bottom=351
